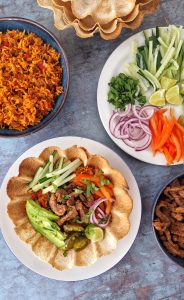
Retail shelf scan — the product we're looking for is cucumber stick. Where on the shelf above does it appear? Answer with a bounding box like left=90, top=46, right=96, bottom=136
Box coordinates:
left=46, top=158, right=81, bottom=178
left=126, top=25, right=184, bottom=94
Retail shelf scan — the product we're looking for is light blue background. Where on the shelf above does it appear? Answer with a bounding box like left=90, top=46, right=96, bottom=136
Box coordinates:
left=1, top=0, right=184, bottom=299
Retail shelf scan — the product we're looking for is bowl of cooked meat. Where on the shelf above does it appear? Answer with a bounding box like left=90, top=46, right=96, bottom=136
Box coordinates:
left=0, top=17, right=69, bottom=137
left=152, top=173, right=184, bottom=267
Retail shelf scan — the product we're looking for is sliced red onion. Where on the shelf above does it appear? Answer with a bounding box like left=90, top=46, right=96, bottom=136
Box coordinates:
left=113, top=121, right=129, bottom=139
left=122, top=133, right=152, bottom=151
left=97, top=207, right=106, bottom=217
left=132, top=105, right=154, bottom=121
left=97, top=215, right=111, bottom=229
left=109, top=104, right=157, bottom=152
left=89, top=198, right=111, bottom=228
left=91, top=213, right=111, bottom=229
left=139, top=121, right=151, bottom=135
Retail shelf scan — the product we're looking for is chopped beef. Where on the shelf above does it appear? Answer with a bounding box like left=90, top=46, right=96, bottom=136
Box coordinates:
left=153, top=177, right=184, bottom=258
left=79, top=193, right=94, bottom=208
left=57, top=206, right=78, bottom=226
left=66, top=198, right=75, bottom=206
left=65, top=183, right=77, bottom=193
left=76, top=200, right=87, bottom=221
left=55, top=189, right=67, bottom=203
left=49, top=194, right=67, bottom=216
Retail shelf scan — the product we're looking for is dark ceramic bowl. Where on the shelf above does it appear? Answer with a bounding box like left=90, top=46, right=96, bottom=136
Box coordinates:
left=0, top=17, right=69, bottom=137
left=152, top=172, right=184, bottom=268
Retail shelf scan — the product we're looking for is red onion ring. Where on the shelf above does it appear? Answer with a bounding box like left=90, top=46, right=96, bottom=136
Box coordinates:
left=109, top=104, right=157, bottom=152
left=89, top=198, right=111, bottom=228
left=97, top=207, right=106, bottom=217
left=132, top=105, right=154, bottom=121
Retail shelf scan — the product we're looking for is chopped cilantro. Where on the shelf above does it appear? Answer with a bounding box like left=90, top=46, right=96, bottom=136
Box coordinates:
left=100, top=175, right=110, bottom=186
left=108, top=73, right=146, bottom=111
left=83, top=209, right=94, bottom=223
left=73, top=188, right=83, bottom=194
left=61, top=195, right=71, bottom=203
left=98, top=217, right=108, bottom=224
left=86, top=182, right=99, bottom=196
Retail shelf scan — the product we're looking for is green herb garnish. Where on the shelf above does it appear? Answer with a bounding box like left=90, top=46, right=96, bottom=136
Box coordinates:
left=85, top=181, right=99, bottom=196
left=98, top=217, right=108, bottom=224
left=100, top=175, right=110, bottom=186
left=108, top=73, right=146, bottom=111
left=83, top=209, right=94, bottom=223
left=61, top=195, right=71, bottom=203
left=73, top=188, right=84, bottom=194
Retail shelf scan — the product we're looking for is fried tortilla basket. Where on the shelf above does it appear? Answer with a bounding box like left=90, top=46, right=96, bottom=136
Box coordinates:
left=7, top=146, right=132, bottom=271
left=37, top=0, right=160, bottom=40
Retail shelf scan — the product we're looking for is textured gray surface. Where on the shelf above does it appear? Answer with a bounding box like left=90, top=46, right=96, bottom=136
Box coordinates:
left=1, top=0, right=184, bottom=299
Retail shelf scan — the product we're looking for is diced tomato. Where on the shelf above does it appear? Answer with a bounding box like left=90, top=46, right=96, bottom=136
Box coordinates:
left=3, top=41, right=9, bottom=47
left=25, top=52, right=31, bottom=59
left=38, top=197, right=48, bottom=208
left=31, top=192, right=37, bottom=201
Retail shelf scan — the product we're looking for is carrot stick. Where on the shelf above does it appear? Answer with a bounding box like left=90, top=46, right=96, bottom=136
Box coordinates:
left=155, top=117, right=175, bottom=150
left=171, top=133, right=182, bottom=162
left=105, top=201, right=112, bottom=215
left=162, top=146, right=174, bottom=165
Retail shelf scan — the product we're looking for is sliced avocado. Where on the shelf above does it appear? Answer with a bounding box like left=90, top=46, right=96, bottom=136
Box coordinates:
left=30, top=219, right=66, bottom=249
left=27, top=211, right=66, bottom=240
left=63, top=224, right=84, bottom=233
left=26, top=200, right=66, bottom=249
left=26, top=199, right=59, bottom=221
left=30, top=214, right=61, bottom=232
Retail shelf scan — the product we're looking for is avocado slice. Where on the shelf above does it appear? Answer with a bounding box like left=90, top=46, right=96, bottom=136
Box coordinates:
left=26, top=200, right=66, bottom=249
left=30, top=219, right=66, bottom=249
left=26, top=199, right=59, bottom=221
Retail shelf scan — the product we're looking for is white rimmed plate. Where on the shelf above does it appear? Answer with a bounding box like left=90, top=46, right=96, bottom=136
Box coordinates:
left=0, top=137, right=141, bottom=281
left=97, top=28, right=183, bottom=165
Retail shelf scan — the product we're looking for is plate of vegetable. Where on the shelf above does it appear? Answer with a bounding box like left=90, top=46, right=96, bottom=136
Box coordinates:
left=97, top=25, right=184, bottom=165
left=0, top=137, right=141, bottom=281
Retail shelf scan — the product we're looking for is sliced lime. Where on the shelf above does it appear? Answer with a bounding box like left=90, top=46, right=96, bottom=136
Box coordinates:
left=180, top=83, right=184, bottom=95
left=160, top=76, right=177, bottom=90
left=85, top=224, right=104, bottom=242
left=149, top=89, right=166, bottom=106
left=165, top=85, right=182, bottom=105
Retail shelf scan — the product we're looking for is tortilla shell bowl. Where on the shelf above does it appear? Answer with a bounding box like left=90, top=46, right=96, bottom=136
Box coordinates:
left=7, top=145, right=133, bottom=271
left=37, top=0, right=160, bottom=40
left=0, top=17, right=69, bottom=137
left=152, top=172, right=184, bottom=268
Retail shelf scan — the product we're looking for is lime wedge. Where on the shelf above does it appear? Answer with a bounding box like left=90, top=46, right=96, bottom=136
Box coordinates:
left=181, top=83, right=184, bottom=95
left=149, top=89, right=166, bottom=106
left=85, top=224, right=104, bottom=242
left=160, top=76, right=177, bottom=90
left=165, top=85, right=182, bottom=105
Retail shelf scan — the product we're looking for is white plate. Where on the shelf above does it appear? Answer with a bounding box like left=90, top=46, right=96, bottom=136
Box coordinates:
left=0, top=137, right=141, bottom=281
left=97, top=28, right=183, bottom=165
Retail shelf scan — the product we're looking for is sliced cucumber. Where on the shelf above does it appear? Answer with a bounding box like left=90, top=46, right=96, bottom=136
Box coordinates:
left=46, top=159, right=81, bottom=178
left=29, top=167, right=43, bottom=188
